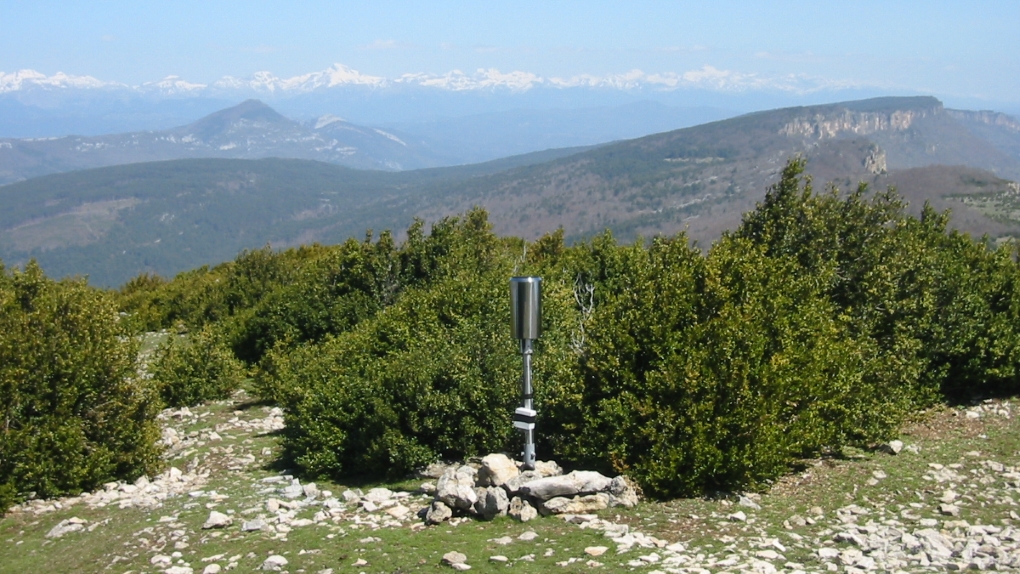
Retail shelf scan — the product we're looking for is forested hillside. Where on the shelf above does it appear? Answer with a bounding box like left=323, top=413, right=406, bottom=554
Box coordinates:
left=400, top=97, right=1020, bottom=245
left=0, top=148, right=589, bottom=286
left=2, top=96, right=1019, bottom=287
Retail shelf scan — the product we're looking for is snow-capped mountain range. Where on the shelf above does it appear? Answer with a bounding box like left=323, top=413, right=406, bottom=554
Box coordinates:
left=0, top=63, right=894, bottom=145
left=1, top=63, right=853, bottom=96
left=0, top=69, right=113, bottom=93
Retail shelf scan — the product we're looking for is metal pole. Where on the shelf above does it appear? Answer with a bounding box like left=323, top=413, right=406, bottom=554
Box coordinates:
left=510, top=276, right=540, bottom=471
left=520, top=339, right=536, bottom=469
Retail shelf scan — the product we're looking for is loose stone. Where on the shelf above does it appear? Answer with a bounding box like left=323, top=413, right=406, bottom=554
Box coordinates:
left=442, top=551, right=468, bottom=566
left=202, top=510, right=232, bottom=529
left=260, top=555, right=288, bottom=571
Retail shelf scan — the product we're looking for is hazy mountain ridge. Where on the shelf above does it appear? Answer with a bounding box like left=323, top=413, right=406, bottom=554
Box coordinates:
left=0, top=100, right=451, bottom=184
left=0, top=99, right=734, bottom=184
left=380, top=101, right=732, bottom=165
left=2, top=96, right=1020, bottom=286
left=391, top=96, right=1020, bottom=244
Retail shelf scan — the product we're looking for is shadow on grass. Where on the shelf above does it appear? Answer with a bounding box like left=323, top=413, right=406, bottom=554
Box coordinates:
left=233, top=395, right=276, bottom=412
left=941, top=387, right=1020, bottom=408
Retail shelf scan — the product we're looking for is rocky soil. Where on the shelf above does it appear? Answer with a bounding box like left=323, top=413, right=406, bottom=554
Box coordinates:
left=3, top=396, right=1020, bottom=573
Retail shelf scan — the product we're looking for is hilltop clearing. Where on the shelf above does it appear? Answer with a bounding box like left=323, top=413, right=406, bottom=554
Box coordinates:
left=2, top=389, right=1019, bottom=573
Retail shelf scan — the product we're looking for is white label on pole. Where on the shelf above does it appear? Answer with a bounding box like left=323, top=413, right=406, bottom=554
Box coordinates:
left=513, top=407, right=537, bottom=430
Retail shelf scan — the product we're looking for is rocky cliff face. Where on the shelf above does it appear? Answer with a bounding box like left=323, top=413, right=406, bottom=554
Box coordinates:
left=864, top=145, right=888, bottom=174
left=946, top=109, right=1020, bottom=133
left=779, top=104, right=943, bottom=140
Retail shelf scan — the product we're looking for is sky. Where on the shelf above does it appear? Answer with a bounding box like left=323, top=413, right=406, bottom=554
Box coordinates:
left=2, top=0, right=1018, bottom=109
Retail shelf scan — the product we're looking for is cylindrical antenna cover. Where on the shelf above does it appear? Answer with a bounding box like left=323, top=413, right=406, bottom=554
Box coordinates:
left=510, top=276, right=542, bottom=340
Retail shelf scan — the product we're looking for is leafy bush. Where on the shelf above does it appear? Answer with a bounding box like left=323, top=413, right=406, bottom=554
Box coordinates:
left=115, top=243, right=330, bottom=335
left=115, top=272, right=169, bottom=332
left=228, top=232, right=403, bottom=364
left=542, top=232, right=887, bottom=496
left=542, top=159, right=1020, bottom=497
left=150, top=325, right=247, bottom=408
left=115, top=160, right=1020, bottom=500
left=117, top=236, right=406, bottom=366
left=268, top=211, right=580, bottom=478
left=0, top=261, right=162, bottom=514
left=736, top=158, right=1020, bottom=403
left=116, top=264, right=229, bottom=333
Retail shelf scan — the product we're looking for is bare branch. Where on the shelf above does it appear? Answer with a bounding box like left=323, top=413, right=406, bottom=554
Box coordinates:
left=570, top=274, right=596, bottom=355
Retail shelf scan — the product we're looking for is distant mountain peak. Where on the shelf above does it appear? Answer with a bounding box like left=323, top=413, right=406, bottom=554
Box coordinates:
left=212, top=64, right=387, bottom=93
left=207, top=99, right=283, bottom=118
left=314, top=114, right=346, bottom=129
left=140, top=75, right=207, bottom=95
left=182, top=99, right=295, bottom=140
left=0, top=69, right=119, bottom=93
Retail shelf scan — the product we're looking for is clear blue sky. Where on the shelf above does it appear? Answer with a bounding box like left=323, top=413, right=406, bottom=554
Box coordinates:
left=2, top=0, right=1018, bottom=107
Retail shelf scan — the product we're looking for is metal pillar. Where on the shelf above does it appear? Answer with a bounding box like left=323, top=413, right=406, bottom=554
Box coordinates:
left=510, top=277, right=541, bottom=470
left=519, top=339, right=536, bottom=469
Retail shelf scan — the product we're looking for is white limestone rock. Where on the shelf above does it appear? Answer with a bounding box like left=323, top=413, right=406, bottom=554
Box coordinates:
left=540, top=493, right=610, bottom=515
left=477, top=454, right=519, bottom=487
left=46, top=516, right=87, bottom=538
left=509, top=496, right=538, bottom=522
left=442, top=551, right=468, bottom=567
left=425, top=500, right=453, bottom=524
left=436, top=465, right=478, bottom=511
left=533, top=460, right=563, bottom=477
left=519, top=470, right=612, bottom=501
left=260, top=555, right=289, bottom=571
left=241, top=518, right=266, bottom=532
left=364, top=487, right=394, bottom=504
left=473, top=486, right=510, bottom=520
left=202, top=510, right=232, bottom=529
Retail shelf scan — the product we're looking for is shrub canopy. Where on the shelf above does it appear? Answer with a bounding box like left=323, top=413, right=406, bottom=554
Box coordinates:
left=0, top=262, right=162, bottom=513
left=115, top=160, right=1020, bottom=498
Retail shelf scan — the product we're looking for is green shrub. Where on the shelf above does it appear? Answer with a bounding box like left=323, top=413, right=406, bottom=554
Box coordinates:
left=121, top=160, right=1020, bottom=501
left=0, top=261, right=162, bottom=514
left=269, top=212, right=580, bottom=479
left=115, top=272, right=169, bottom=332
left=228, top=232, right=403, bottom=364
left=150, top=324, right=247, bottom=408
left=266, top=187, right=1020, bottom=497
left=541, top=233, right=886, bottom=496
left=541, top=159, right=1020, bottom=497
left=737, top=158, right=1020, bottom=403
left=115, top=243, right=332, bottom=336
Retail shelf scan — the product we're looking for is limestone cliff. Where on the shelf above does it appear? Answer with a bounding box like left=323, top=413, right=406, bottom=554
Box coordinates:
left=779, top=103, right=942, bottom=140
left=863, top=145, right=887, bottom=175
left=946, top=109, right=1020, bottom=133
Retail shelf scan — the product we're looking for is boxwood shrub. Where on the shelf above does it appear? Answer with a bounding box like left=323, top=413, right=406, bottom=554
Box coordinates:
left=0, top=262, right=162, bottom=514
